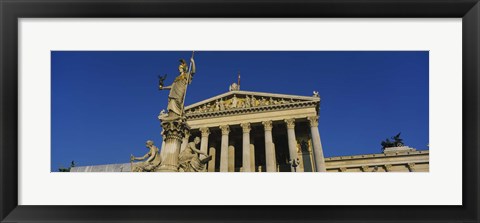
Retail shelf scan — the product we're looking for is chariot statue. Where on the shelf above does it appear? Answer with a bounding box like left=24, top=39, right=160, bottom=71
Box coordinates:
left=381, top=133, right=404, bottom=150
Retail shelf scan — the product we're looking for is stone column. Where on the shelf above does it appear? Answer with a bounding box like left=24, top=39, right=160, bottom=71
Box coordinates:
left=219, top=125, right=230, bottom=172
left=160, top=139, right=167, bottom=162
left=250, top=144, right=255, bottom=171
left=208, top=147, right=216, bottom=172
left=262, top=120, right=276, bottom=172
left=179, top=130, right=190, bottom=153
left=199, top=127, right=210, bottom=159
left=228, top=145, right=235, bottom=172
left=241, top=123, right=251, bottom=172
left=285, top=118, right=298, bottom=172
left=308, top=116, right=326, bottom=172
left=158, top=118, right=188, bottom=172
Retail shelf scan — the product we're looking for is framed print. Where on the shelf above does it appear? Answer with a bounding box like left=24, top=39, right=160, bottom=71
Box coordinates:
left=1, top=0, right=479, bottom=222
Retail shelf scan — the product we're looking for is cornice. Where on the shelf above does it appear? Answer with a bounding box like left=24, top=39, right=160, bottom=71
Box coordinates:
left=186, top=100, right=318, bottom=120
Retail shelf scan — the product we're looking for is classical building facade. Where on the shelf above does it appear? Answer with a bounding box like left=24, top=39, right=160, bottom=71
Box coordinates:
left=179, top=85, right=325, bottom=172
left=70, top=85, right=429, bottom=172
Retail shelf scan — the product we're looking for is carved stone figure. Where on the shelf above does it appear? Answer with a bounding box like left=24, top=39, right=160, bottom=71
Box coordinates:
left=158, top=58, right=196, bottom=120
left=251, top=96, right=258, bottom=107
left=313, top=91, right=319, bottom=97
left=238, top=99, right=245, bottom=108
left=131, top=140, right=162, bottom=172
left=231, top=95, right=238, bottom=108
left=245, top=96, right=251, bottom=108
left=269, top=97, right=274, bottom=105
left=220, top=98, right=225, bottom=111
left=158, top=109, right=166, bottom=119
left=178, top=137, right=211, bottom=172
left=229, top=82, right=240, bottom=91
left=260, top=97, right=267, bottom=106
left=215, top=100, right=220, bottom=111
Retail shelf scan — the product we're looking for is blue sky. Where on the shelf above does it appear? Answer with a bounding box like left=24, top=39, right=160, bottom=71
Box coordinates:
left=51, top=51, right=428, bottom=171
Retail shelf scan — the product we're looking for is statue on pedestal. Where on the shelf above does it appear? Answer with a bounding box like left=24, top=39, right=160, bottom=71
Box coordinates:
left=130, top=140, right=162, bottom=172
left=158, top=57, right=196, bottom=121
left=178, top=137, right=212, bottom=172
left=381, top=132, right=404, bottom=151
left=132, top=52, right=198, bottom=172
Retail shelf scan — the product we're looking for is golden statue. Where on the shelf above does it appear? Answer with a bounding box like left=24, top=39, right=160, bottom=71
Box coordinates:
left=159, top=57, right=196, bottom=120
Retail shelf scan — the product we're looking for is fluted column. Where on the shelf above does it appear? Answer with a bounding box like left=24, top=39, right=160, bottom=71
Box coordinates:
left=158, top=119, right=188, bottom=172
left=208, top=147, right=216, bottom=172
left=285, top=118, right=298, bottom=172
left=219, top=125, right=230, bottom=172
left=241, top=123, right=251, bottom=172
left=199, top=127, right=210, bottom=159
left=228, top=145, right=235, bottom=172
left=262, top=120, right=275, bottom=172
left=308, top=116, right=326, bottom=172
left=250, top=144, right=255, bottom=171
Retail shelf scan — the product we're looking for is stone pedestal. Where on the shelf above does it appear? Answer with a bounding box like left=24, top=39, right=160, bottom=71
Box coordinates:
left=383, top=146, right=416, bottom=154
left=157, top=117, right=189, bottom=172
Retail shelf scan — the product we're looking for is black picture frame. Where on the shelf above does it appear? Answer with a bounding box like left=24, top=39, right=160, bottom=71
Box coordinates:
left=1, top=0, right=479, bottom=222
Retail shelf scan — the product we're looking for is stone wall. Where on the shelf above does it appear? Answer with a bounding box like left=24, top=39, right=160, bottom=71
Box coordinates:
left=69, top=149, right=429, bottom=172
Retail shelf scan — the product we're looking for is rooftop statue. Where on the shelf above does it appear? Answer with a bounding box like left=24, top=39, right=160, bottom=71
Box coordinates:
left=229, top=82, right=240, bottom=91
left=381, top=132, right=404, bottom=151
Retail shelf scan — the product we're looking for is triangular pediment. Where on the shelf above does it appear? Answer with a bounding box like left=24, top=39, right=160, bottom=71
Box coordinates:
left=185, top=90, right=320, bottom=118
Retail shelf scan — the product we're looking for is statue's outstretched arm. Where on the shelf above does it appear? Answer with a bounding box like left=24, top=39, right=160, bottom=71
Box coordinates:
left=134, top=152, right=150, bottom=161
left=159, top=84, right=172, bottom=90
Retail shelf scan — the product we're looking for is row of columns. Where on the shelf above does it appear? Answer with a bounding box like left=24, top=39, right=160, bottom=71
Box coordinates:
left=187, top=116, right=326, bottom=172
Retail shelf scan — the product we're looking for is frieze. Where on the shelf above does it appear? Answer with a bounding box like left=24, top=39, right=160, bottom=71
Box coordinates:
left=186, top=100, right=318, bottom=120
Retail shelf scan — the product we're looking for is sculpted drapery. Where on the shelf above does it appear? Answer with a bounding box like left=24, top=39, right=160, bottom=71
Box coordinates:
left=160, top=58, right=196, bottom=120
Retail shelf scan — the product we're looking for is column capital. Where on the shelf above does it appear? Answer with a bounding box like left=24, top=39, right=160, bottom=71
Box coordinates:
left=262, top=120, right=273, bottom=131
left=240, top=123, right=251, bottom=133
left=161, top=119, right=189, bottom=141
left=199, top=127, right=210, bottom=137
left=284, top=118, right=296, bottom=129
left=219, top=125, right=230, bottom=135
left=307, top=116, right=319, bottom=127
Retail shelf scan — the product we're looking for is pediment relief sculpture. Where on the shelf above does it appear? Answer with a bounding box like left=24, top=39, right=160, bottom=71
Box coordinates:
left=185, top=93, right=315, bottom=115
